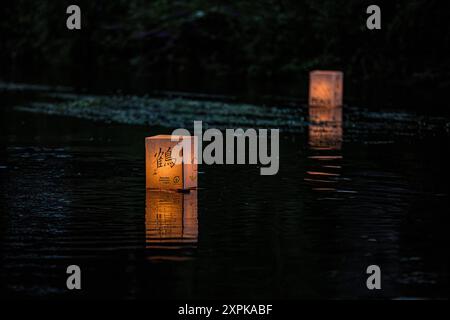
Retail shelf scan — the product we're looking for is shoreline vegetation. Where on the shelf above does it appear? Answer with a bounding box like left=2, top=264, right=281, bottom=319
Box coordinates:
left=2, top=82, right=449, bottom=141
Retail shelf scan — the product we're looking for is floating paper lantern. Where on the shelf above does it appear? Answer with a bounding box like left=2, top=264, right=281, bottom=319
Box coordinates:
left=145, top=190, right=198, bottom=245
left=145, top=135, right=197, bottom=190
left=309, top=70, right=343, bottom=107
left=308, top=106, right=343, bottom=150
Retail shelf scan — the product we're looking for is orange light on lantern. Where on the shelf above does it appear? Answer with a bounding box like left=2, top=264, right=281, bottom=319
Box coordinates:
left=309, top=70, right=343, bottom=107
left=308, top=106, right=343, bottom=150
left=145, top=190, right=198, bottom=245
left=145, top=135, right=197, bottom=190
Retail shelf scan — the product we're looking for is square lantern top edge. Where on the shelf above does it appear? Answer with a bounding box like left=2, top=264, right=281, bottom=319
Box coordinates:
left=310, top=70, right=343, bottom=76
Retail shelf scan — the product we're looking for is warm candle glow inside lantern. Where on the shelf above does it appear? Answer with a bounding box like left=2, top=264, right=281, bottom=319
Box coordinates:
left=309, top=106, right=343, bottom=150
left=145, top=135, right=197, bottom=190
left=145, top=190, right=198, bottom=244
left=309, top=70, right=343, bottom=107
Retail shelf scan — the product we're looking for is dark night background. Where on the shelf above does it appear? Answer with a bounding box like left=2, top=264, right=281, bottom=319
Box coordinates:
left=1, top=0, right=449, bottom=112
left=0, top=0, right=449, bottom=301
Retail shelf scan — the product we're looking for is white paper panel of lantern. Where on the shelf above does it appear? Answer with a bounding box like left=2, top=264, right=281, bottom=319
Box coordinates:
left=145, top=135, right=197, bottom=191
left=308, top=106, right=343, bottom=150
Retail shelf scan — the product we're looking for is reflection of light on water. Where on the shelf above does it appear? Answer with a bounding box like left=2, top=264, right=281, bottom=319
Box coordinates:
left=308, top=106, right=342, bottom=150
left=309, top=71, right=343, bottom=107
left=306, top=106, right=346, bottom=197
left=145, top=190, right=198, bottom=260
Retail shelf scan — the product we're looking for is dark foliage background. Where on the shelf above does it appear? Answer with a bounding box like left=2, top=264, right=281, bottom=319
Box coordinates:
left=1, top=0, right=449, bottom=112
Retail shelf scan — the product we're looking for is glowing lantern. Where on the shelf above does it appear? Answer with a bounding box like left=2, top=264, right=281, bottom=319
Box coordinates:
left=308, top=106, right=343, bottom=150
left=145, top=135, right=197, bottom=190
left=309, top=70, right=343, bottom=107
left=145, top=190, right=198, bottom=245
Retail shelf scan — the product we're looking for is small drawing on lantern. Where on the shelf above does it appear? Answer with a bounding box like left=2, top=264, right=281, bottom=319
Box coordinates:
left=145, top=135, right=197, bottom=191
left=309, top=70, right=343, bottom=107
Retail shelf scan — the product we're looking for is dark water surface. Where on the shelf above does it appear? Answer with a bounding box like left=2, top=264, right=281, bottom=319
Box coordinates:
left=0, top=89, right=448, bottom=299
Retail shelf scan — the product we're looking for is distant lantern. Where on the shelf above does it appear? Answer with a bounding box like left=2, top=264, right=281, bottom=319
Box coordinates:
left=309, top=70, right=343, bottom=107
left=145, top=190, right=198, bottom=246
left=145, top=135, right=198, bottom=190
left=308, top=106, right=343, bottom=150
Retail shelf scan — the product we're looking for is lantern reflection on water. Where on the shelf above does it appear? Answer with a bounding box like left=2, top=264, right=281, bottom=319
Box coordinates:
left=309, top=70, right=343, bottom=107
left=145, top=135, right=197, bottom=191
left=145, top=190, right=198, bottom=247
left=305, top=106, right=343, bottom=194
